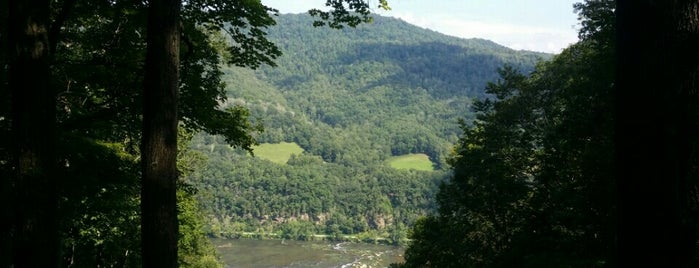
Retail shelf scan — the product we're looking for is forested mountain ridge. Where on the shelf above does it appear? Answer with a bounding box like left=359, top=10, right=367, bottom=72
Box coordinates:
left=222, top=14, right=549, bottom=166
left=261, top=14, right=548, bottom=101
left=188, top=14, right=550, bottom=242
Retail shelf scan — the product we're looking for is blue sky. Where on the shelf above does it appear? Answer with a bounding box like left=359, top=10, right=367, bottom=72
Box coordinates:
left=260, top=0, right=581, bottom=53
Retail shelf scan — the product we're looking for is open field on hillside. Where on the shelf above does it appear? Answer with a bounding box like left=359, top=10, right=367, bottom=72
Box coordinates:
left=253, top=142, right=304, bottom=164
left=386, top=154, right=435, bottom=171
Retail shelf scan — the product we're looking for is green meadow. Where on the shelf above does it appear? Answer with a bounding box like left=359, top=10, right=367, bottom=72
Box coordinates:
left=252, top=142, right=304, bottom=164
left=386, top=154, right=435, bottom=171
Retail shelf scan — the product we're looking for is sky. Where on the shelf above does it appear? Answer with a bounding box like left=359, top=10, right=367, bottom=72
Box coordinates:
left=260, top=0, right=582, bottom=53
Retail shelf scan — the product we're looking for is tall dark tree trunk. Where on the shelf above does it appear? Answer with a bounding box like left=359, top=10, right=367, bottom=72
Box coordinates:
left=7, top=0, right=57, bottom=266
left=141, top=0, right=180, bottom=265
left=616, top=0, right=699, bottom=266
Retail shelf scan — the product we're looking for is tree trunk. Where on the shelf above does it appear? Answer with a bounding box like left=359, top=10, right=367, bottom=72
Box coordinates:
left=141, top=0, right=181, bottom=265
left=616, top=0, right=699, bottom=266
left=7, top=0, right=57, bottom=266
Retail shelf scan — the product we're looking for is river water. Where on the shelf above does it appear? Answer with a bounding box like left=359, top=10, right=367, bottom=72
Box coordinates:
left=211, top=238, right=404, bottom=268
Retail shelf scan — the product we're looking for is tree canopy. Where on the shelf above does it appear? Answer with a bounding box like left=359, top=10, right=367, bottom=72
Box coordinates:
left=1, top=0, right=390, bottom=266
left=398, top=0, right=614, bottom=266
left=397, top=0, right=699, bottom=266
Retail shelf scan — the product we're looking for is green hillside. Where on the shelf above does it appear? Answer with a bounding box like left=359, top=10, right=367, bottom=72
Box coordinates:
left=189, top=14, right=549, bottom=242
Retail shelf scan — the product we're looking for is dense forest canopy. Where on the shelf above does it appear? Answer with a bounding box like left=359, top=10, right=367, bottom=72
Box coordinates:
left=220, top=14, right=547, bottom=167
left=186, top=13, right=548, bottom=243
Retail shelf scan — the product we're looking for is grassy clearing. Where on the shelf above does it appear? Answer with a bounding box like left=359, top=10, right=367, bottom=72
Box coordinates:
left=252, top=142, right=304, bottom=164
left=386, top=153, right=435, bottom=171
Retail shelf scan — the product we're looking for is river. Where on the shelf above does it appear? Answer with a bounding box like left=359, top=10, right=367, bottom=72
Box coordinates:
left=211, top=238, right=404, bottom=268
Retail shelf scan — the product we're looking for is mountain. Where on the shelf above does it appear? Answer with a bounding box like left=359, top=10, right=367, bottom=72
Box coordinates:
left=187, top=14, right=549, bottom=243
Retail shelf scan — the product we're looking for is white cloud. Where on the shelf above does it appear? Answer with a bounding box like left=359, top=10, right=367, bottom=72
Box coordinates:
left=385, top=11, right=578, bottom=53
left=263, top=0, right=580, bottom=53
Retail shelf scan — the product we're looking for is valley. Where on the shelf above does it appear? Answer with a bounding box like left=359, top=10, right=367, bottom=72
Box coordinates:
left=186, top=13, right=547, bottom=243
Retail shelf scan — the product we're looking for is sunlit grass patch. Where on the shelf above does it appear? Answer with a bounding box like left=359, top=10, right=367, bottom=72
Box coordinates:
left=253, top=142, right=304, bottom=164
left=386, top=153, right=435, bottom=171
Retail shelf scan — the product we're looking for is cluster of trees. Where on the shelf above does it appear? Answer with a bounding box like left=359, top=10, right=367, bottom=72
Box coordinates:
left=188, top=135, right=446, bottom=244
left=397, top=0, right=699, bottom=266
left=1, top=0, right=386, bottom=266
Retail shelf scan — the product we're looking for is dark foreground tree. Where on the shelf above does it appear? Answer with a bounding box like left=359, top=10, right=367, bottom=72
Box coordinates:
left=141, top=0, right=181, bottom=265
left=615, top=0, right=699, bottom=266
left=7, top=0, right=57, bottom=265
left=1, top=0, right=389, bottom=265
left=138, top=0, right=390, bottom=265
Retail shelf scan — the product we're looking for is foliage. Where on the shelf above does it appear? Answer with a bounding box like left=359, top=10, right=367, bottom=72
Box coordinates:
left=397, top=1, right=616, bottom=267
left=309, top=0, right=390, bottom=29
left=178, top=185, right=223, bottom=268
left=178, top=130, right=224, bottom=268
left=39, top=0, right=272, bottom=264
left=57, top=137, right=142, bottom=267
left=52, top=130, right=223, bottom=267
left=0, top=0, right=391, bottom=266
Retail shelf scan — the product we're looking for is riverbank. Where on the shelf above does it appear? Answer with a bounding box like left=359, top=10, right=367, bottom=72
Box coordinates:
left=210, top=238, right=404, bottom=268
left=212, top=231, right=399, bottom=246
